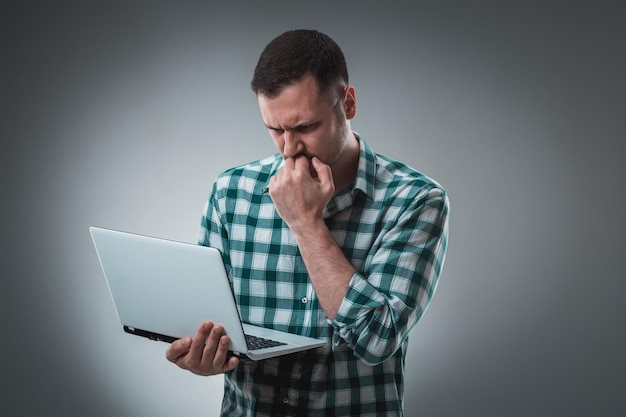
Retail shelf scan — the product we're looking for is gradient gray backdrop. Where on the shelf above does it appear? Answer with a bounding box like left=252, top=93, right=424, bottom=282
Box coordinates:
left=2, top=1, right=624, bottom=416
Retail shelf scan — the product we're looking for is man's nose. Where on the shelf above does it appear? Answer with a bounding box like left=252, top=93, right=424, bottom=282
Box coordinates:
left=283, top=130, right=304, bottom=158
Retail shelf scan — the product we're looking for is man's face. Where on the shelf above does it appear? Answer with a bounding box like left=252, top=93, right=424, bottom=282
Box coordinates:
left=257, top=73, right=355, bottom=168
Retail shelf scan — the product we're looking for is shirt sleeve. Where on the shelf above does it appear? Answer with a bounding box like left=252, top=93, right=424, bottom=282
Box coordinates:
left=329, top=186, right=450, bottom=366
left=198, top=180, right=232, bottom=272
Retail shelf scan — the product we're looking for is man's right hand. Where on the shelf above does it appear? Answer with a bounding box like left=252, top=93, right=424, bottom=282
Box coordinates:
left=165, top=321, right=239, bottom=376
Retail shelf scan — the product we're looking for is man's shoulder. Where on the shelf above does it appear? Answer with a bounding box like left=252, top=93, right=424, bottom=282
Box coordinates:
left=374, top=153, right=445, bottom=193
left=214, top=153, right=280, bottom=193
left=219, top=153, right=278, bottom=176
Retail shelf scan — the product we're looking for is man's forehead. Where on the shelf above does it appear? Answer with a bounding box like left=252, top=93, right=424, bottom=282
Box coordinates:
left=260, top=106, right=317, bottom=130
left=258, top=92, right=329, bottom=128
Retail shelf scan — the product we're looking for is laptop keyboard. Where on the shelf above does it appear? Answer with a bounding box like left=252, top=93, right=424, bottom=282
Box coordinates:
left=245, top=334, right=287, bottom=350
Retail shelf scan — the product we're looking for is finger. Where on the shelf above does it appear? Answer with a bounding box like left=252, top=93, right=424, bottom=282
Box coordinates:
left=187, top=321, right=214, bottom=363
left=269, top=164, right=289, bottom=195
left=228, top=355, right=240, bottom=370
left=212, top=335, right=232, bottom=370
left=283, top=157, right=295, bottom=171
left=269, top=172, right=278, bottom=189
left=311, top=157, right=333, bottom=187
left=166, top=336, right=192, bottom=363
left=225, top=351, right=240, bottom=371
left=293, top=155, right=311, bottom=174
left=202, top=324, right=226, bottom=366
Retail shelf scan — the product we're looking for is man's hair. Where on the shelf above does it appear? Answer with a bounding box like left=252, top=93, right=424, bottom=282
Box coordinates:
left=251, top=29, right=349, bottom=97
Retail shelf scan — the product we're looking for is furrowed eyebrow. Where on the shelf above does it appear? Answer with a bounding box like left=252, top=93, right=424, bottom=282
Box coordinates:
left=265, top=121, right=317, bottom=131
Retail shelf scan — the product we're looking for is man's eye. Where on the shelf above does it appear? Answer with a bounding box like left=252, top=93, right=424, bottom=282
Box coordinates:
left=297, top=124, right=315, bottom=132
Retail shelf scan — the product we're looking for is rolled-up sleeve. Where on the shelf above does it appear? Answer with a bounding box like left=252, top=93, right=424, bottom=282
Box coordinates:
left=330, top=187, right=449, bottom=366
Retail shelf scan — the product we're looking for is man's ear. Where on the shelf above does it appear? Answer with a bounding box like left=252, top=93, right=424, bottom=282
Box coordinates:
left=343, top=86, right=357, bottom=120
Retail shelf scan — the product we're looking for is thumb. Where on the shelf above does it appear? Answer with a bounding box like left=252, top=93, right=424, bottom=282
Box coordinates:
left=311, top=157, right=334, bottom=189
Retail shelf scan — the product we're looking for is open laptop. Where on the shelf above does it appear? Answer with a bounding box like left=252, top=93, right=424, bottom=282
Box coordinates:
left=89, top=226, right=326, bottom=360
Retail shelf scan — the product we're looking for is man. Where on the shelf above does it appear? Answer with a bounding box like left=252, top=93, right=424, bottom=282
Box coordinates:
left=166, top=29, right=449, bottom=416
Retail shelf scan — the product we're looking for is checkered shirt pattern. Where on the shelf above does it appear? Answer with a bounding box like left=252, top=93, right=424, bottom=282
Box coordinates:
left=198, top=136, right=449, bottom=416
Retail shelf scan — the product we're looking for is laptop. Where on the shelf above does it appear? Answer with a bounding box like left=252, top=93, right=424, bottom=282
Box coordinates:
left=89, top=226, right=326, bottom=360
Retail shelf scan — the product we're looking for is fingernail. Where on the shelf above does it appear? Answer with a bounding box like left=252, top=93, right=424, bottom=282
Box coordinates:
left=182, top=337, right=191, bottom=347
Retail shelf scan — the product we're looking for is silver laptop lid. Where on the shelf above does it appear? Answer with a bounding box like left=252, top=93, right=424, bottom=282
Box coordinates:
left=89, top=226, right=249, bottom=352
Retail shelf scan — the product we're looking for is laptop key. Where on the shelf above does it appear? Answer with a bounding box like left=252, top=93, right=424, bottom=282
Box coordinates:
left=245, top=334, right=287, bottom=350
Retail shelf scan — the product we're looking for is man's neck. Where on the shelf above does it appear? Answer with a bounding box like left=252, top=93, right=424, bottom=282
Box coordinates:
left=331, top=132, right=360, bottom=194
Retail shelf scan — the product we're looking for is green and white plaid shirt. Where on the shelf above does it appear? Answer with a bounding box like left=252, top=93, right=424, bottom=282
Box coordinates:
left=199, top=135, right=449, bottom=416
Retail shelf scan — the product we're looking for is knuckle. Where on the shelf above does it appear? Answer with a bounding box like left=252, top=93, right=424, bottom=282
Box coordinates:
left=176, top=358, right=189, bottom=370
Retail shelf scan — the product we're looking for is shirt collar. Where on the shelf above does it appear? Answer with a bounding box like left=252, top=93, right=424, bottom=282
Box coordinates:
left=261, top=155, right=284, bottom=195
left=352, top=133, right=377, bottom=201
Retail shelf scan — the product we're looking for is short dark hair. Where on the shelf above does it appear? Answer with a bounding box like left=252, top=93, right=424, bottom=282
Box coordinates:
left=251, top=29, right=349, bottom=97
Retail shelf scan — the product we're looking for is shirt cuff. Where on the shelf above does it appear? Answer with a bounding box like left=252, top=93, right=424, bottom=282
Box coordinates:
left=328, top=272, right=386, bottom=350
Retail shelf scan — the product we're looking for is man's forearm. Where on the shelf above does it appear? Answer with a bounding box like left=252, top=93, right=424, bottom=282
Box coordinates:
left=293, top=219, right=355, bottom=320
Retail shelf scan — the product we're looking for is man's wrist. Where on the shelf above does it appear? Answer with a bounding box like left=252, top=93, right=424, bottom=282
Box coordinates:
left=288, top=216, right=328, bottom=240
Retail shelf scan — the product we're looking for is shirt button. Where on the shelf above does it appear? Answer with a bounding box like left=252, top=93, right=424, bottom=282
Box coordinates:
left=282, top=396, right=289, bottom=404
left=301, top=297, right=308, bottom=304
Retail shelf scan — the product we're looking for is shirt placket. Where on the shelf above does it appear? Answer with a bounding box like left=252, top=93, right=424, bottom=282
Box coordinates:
left=276, top=357, right=303, bottom=416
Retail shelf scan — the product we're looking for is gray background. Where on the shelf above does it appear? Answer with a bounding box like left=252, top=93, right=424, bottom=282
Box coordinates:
left=2, top=1, right=624, bottom=416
